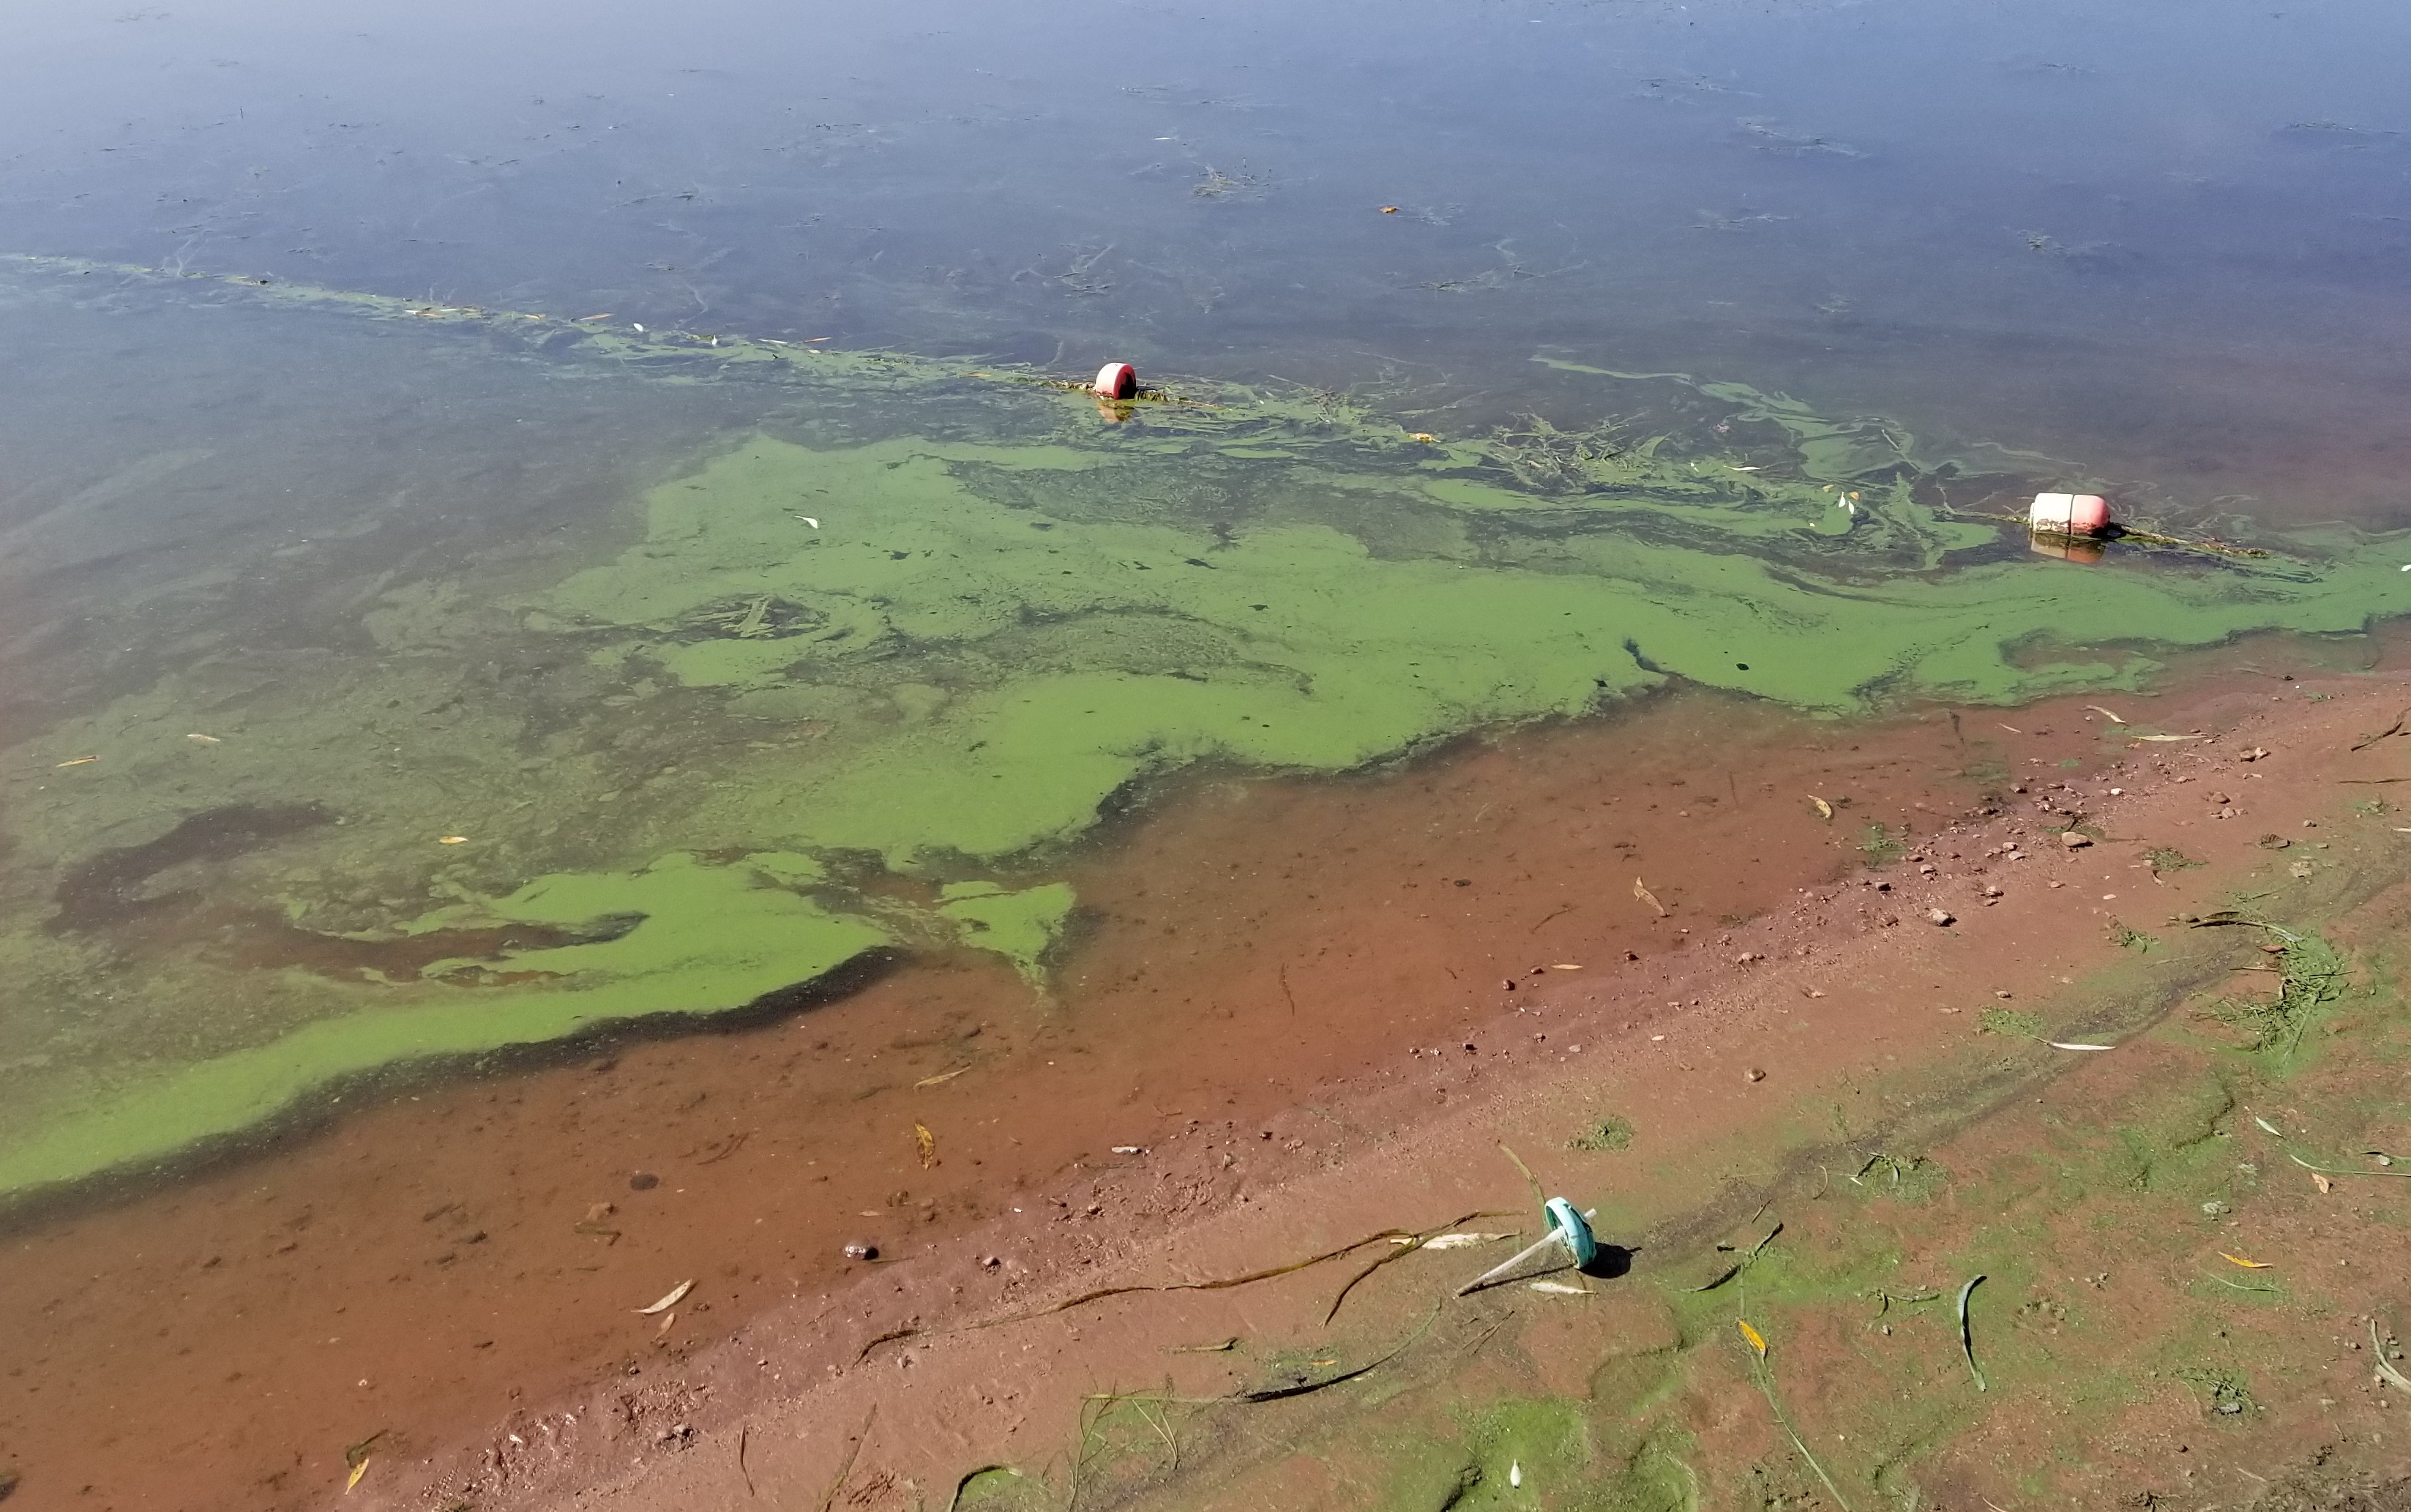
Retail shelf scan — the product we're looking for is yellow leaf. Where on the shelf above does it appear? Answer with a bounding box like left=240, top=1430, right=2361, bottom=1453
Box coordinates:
left=2219, top=1252, right=2273, bottom=1269
left=1738, top=1320, right=1768, bottom=1357
left=914, top=1067, right=971, bottom=1089
left=914, top=1122, right=937, bottom=1168
left=438, top=835, right=469, bottom=845
left=1632, top=878, right=1667, bottom=916
left=345, top=1458, right=370, bottom=1493
left=1808, top=794, right=1833, bottom=820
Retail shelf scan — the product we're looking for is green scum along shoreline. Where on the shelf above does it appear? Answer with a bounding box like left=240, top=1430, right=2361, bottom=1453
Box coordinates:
left=1, top=255, right=2407, bottom=1202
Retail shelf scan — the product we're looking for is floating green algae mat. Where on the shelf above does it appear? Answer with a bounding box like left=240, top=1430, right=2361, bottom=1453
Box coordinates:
left=3, top=254, right=2410, bottom=1200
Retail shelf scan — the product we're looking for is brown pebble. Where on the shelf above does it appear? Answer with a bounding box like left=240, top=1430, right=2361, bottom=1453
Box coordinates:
left=1926, top=908, right=1955, bottom=926
left=1744, top=1068, right=1766, bottom=1083
left=2059, top=831, right=2093, bottom=850
left=843, top=1241, right=878, bottom=1261
left=628, top=1172, right=660, bottom=1191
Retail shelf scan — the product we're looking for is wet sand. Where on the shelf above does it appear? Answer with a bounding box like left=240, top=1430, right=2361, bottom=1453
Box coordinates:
left=0, top=652, right=2397, bottom=1510
left=428, top=663, right=2411, bottom=1512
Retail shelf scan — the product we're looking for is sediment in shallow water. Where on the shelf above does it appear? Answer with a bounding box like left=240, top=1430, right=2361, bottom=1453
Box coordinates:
left=1, top=255, right=2407, bottom=1200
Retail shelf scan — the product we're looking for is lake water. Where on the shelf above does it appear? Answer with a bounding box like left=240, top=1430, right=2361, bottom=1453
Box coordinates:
left=3, top=0, right=2410, bottom=1503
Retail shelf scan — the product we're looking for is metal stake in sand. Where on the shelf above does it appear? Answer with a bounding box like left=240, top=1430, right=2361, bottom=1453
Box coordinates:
left=1457, top=1197, right=1597, bottom=1296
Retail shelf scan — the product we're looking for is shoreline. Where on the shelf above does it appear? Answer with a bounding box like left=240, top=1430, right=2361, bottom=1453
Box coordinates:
left=386, top=666, right=2411, bottom=1511
left=12, top=645, right=2404, bottom=1509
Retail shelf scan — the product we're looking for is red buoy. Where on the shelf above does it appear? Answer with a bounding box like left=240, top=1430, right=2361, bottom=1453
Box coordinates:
left=1091, top=362, right=1138, bottom=400
left=2028, top=492, right=2112, bottom=536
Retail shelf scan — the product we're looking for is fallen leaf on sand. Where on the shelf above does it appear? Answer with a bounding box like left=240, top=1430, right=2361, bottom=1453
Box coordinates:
left=635, top=1280, right=694, bottom=1315
left=1738, top=1320, right=1768, bottom=1357
left=438, top=836, right=469, bottom=845
left=1528, top=1280, right=1588, bottom=1295
left=186, top=733, right=221, bottom=743
left=655, top=1310, right=677, bottom=1335
left=54, top=756, right=98, bottom=767
left=2086, top=706, right=2127, bottom=724
left=2047, top=1041, right=2115, bottom=1052
left=1421, top=1232, right=1515, bottom=1250
left=915, top=1122, right=937, bottom=1167
left=914, top=1067, right=971, bottom=1088
left=2219, top=1253, right=2273, bottom=1269
left=1633, top=878, right=1667, bottom=916
left=1808, top=794, right=1834, bottom=820
left=343, top=1430, right=385, bottom=1491
left=2130, top=733, right=2202, bottom=742
left=1550, top=962, right=1582, bottom=970
left=2311, top=1172, right=2333, bottom=1194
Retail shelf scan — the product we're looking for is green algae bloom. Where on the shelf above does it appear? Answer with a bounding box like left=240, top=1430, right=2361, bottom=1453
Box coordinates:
left=2, top=254, right=2409, bottom=1202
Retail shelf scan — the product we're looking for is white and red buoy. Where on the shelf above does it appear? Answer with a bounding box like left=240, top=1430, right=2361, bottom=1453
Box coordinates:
left=2028, top=492, right=2112, bottom=536
left=1091, top=362, right=1138, bottom=400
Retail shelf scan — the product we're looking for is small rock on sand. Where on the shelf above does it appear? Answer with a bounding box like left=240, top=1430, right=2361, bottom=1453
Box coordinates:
left=2060, top=831, right=2093, bottom=850
left=1926, top=908, right=1954, bottom=926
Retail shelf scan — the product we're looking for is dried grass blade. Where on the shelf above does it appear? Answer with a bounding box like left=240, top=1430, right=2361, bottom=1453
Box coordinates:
left=2374, top=1321, right=2411, bottom=1393
left=635, top=1279, right=695, bottom=1314
left=1956, top=1274, right=1988, bottom=1391
left=2287, top=1152, right=2411, bottom=1180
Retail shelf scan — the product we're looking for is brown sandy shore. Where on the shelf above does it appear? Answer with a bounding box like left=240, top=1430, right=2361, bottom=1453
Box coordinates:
left=8, top=654, right=2411, bottom=1510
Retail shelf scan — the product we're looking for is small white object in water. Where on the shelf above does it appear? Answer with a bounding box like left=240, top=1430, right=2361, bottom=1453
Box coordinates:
left=1509, top=1460, right=1522, bottom=1488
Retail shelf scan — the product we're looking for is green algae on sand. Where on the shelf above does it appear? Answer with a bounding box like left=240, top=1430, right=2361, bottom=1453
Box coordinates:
left=4, top=254, right=2411, bottom=1202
